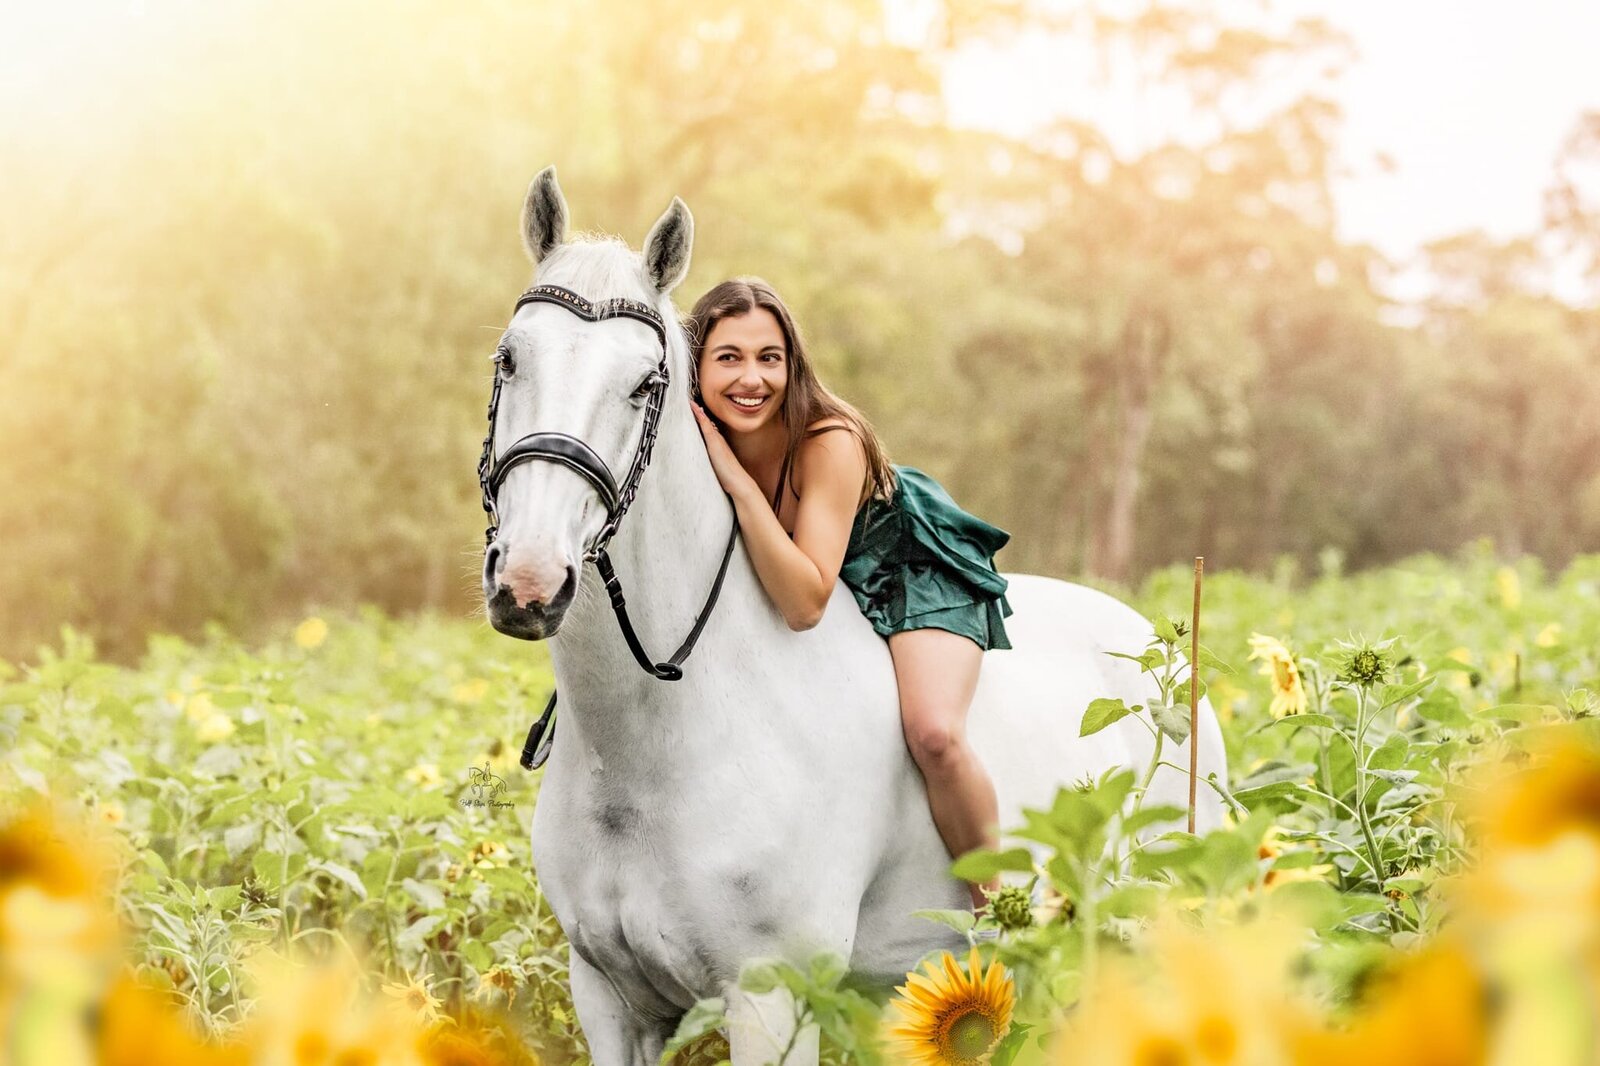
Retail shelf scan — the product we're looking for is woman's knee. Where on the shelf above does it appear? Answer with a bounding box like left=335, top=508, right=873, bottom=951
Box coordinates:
left=903, top=716, right=963, bottom=771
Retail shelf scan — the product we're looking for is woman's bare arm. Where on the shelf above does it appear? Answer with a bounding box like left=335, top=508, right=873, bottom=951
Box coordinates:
left=728, top=429, right=867, bottom=631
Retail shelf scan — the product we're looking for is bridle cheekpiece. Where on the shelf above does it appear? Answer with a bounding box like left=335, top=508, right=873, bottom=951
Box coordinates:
left=476, top=281, right=738, bottom=771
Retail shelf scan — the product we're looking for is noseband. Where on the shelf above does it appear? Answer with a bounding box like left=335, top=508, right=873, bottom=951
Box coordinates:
left=478, top=283, right=738, bottom=769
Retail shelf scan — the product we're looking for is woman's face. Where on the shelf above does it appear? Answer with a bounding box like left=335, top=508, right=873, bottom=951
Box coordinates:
left=697, top=309, right=788, bottom=434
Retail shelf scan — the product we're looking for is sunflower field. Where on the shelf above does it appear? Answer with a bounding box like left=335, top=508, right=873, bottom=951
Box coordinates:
left=3, top=543, right=1598, bottom=1065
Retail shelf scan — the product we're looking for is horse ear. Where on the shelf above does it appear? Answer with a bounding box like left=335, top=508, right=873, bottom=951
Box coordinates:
left=521, top=166, right=568, bottom=265
left=642, top=196, right=693, bottom=294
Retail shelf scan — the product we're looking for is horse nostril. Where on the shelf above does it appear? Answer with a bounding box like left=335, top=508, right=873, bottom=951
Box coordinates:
left=484, top=543, right=505, bottom=586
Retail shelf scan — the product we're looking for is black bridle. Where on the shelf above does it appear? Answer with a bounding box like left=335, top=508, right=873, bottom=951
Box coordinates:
left=478, top=283, right=738, bottom=770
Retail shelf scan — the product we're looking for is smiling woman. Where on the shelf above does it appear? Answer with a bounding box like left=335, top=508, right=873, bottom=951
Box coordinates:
left=684, top=276, right=1025, bottom=911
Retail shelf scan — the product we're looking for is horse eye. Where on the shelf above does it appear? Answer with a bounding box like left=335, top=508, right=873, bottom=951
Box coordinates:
left=493, top=347, right=516, bottom=375
left=631, top=371, right=665, bottom=400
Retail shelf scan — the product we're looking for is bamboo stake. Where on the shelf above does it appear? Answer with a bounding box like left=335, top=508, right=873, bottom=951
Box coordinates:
left=1188, top=557, right=1204, bottom=834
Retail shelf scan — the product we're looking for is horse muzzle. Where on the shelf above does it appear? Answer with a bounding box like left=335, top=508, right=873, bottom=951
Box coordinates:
left=484, top=541, right=577, bottom=639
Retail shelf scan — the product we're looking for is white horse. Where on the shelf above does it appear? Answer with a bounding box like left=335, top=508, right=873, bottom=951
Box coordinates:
left=481, top=168, right=1228, bottom=1066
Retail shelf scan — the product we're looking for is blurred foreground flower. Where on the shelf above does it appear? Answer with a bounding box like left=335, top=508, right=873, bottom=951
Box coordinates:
left=1286, top=941, right=1488, bottom=1066
left=1247, top=634, right=1305, bottom=718
left=98, top=976, right=246, bottom=1066
left=1, top=805, right=121, bottom=1065
left=1053, top=921, right=1298, bottom=1066
left=294, top=616, right=329, bottom=650
left=1457, top=734, right=1600, bottom=953
left=0, top=805, right=538, bottom=1066
left=887, top=946, right=1014, bottom=1065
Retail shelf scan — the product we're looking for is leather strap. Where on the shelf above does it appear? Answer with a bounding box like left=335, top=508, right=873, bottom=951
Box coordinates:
left=489, top=432, right=620, bottom=516
left=520, top=513, right=740, bottom=770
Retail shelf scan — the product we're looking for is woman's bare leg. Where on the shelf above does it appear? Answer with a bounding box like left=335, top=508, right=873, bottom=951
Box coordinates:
left=888, top=628, right=1000, bottom=910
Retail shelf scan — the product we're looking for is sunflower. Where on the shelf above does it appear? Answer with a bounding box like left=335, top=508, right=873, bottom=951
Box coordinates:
left=384, top=972, right=444, bottom=1022
left=887, top=946, right=1015, bottom=1065
left=1246, top=634, right=1306, bottom=719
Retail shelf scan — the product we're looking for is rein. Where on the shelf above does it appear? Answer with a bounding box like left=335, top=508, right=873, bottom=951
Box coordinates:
left=477, top=283, right=738, bottom=770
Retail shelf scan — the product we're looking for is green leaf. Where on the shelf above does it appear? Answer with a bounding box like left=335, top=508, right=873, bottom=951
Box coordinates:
left=1122, top=804, right=1188, bottom=837
left=1105, top=650, right=1163, bottom=673
left=1101, top=883, right=1163, bottom=919
left=1368, top=733, right=1409, bottom=772
left=1415, top=691, right=1470, bottom=728
left=224, top=823, right=262, bottom=860
left=462, top=940, right=492, bottom=971
left=1263, top=713, right=1339, bottom=733
left=397, top=914, right=443, bottom=951
left=661, top=997, right=728, bottom=1063
left=1150, top=700, right=1192, bottom=744
left=1377, top=678, right=1433, bottom=709
left=911, top=908, right=976, bottom=935
left=1081, top=697, right=1139, bottom=737
left=950, top=847, right=1034, bottom=882
left=1484, top=703, right=1557, bottom=724
left=1264, top=880, right=1345, bottom=928
left=1194, top=830, right=1259, bottom=894
left=990, top=1022, right=1035, bottom=1066
left=401, top=877, right=445, bottom=911
left=1153, top=617, right=1180, bottom=643
left=1196, top=645, right=1236, bottom=674
left=1232, top=762, right=1315, bottom=795
left=312, top=859, right=369, bottom=901
left=738, top=961, right=781, bottom=995
left=251, top=850, right=285, bottom=890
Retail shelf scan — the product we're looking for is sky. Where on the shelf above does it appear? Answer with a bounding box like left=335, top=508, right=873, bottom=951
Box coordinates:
left=939, top=0, right=1600, bottom=301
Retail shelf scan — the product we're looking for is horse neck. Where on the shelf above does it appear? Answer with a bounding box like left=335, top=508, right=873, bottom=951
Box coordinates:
left=548, top=382, right=742, bottom=723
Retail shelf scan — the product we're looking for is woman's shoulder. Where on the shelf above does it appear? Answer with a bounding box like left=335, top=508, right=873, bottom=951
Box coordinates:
left=804, top=416, right=854, bottom=436
left=795, top=418, right=869, bottom=505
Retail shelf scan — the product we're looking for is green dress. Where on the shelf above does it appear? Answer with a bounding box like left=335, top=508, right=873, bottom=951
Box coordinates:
left=521, top=459, right=1009, bottom=771
left=839, top=465, right=1014, bottom=651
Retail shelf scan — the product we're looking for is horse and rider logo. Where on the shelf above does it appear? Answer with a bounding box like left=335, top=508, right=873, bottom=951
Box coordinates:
left=462, top=762, right=512, bottom=810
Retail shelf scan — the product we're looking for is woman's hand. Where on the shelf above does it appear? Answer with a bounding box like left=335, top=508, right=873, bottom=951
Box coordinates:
left=691, top=401, right=758, bottom=500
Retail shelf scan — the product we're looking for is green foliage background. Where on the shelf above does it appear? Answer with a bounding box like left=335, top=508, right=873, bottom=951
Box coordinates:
left=3, top=0, right=1599, bottom=661
left=4, top=546, right=1595, bottom=1062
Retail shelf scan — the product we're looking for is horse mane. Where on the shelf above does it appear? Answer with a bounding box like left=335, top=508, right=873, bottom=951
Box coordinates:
left=537, top=234, right=655, bottom=305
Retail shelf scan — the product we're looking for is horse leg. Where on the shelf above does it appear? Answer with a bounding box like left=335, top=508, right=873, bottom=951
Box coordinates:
left=726, top=983, right=819, bottom=1066
left=568, top=951, right=667, bottom=1066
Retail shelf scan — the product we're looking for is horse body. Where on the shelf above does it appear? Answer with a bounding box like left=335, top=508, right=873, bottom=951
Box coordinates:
left=483, top=170, right=1226, bottom=1065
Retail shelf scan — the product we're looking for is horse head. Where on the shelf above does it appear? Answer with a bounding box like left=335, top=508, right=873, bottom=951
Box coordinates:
left=481, top=167, right=694, bottom=640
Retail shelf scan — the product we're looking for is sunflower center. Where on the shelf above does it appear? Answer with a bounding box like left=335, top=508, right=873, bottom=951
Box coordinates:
left=943, top=1009, right=997, bottom=1061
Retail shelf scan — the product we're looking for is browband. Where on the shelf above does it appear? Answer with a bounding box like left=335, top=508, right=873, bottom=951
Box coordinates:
left=513, top=285, right=668, bottom=351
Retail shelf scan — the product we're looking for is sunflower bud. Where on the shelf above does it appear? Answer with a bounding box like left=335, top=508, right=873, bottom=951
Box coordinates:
left=1337, top=642, right=1393, bottom=688
left=988, top=885, right=1034, bottom=932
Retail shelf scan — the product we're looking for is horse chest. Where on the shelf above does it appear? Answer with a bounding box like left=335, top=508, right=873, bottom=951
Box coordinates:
left=532, top=790, right=737, bottom=1014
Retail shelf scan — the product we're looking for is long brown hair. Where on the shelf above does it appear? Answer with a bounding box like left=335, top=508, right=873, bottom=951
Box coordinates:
left=687, top=277, right=895, bottom=507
